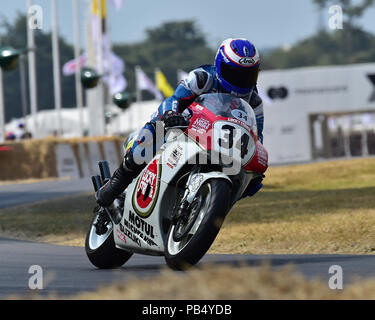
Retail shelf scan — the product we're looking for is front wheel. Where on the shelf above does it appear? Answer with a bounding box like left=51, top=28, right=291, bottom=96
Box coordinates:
left=85, top=207, right=133, bottom=269
left=165, top=179, right=231, bottom=270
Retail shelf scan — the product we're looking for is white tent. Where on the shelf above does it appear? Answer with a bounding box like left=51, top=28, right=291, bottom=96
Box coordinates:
left=6, top=108, right=90, bottom=139
left=5, top=100, right=161, bottom=139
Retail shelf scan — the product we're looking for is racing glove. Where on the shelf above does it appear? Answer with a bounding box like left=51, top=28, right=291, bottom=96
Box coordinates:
left=162, top=111, right=189, bottom=128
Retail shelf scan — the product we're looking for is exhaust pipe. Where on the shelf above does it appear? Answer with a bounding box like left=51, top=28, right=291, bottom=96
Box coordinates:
left=91, top=175, right=103, bottom=192
left=99, top=160, right=111, bottom=183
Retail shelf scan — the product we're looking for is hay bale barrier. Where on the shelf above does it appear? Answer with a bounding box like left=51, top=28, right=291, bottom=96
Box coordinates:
left=0, top=137, right=124, bottom=181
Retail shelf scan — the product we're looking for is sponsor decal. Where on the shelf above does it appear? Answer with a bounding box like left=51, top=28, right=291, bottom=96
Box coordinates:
left=238, top=57, right=255, bottom=65
left=269, top=84, right=353, bottom=100
left=132, top=158, right=161, bottom=218
left=129, top=211, right=155, bottom=239
left=227, top=118, right=251, bottom=132
left=167, top=145, right=183, bottom=168
left=267, top=87, right=289, bottom=100
left=120, top=211, right=158, bottom=247
left=294, top=86, right=347, bottom=95
left=119, top=223, right=142, bottom=247
left=116, top=229, right=127, bottom=244
left=191, top=118, right=211, bottom=134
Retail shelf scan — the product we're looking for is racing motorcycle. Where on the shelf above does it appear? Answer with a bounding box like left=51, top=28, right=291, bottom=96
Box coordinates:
left=85, top=93, right=268, bottom=270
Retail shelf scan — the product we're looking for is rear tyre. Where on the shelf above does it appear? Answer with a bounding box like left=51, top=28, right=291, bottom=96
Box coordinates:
left=85, top=209, right=133, bottom=269
left=165, top=179, right=231, bottom=270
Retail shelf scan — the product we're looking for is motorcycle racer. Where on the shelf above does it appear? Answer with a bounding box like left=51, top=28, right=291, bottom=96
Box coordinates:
left=97, top=38, right=265, bottom=208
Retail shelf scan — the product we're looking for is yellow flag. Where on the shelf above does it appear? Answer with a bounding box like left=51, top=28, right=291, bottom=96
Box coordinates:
left=92, top=0, right=107, bottom=18
left=156, top=69, right=174, bottom=98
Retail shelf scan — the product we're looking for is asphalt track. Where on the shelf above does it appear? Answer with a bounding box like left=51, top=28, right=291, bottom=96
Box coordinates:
left=0, top=178, right=92, bottom=209
left=2, top=237, right=375, bottom=298
left=1, top=179, right=375, bottom=298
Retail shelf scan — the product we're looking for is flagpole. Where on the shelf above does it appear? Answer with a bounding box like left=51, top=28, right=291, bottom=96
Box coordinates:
left=72, top=0, right=84, bottom=136
left=104, top=0, right=113, bottom=103
left=85, top=0, right=95, bottom=137
left=135, top=65, right=142, bottom=102
left=86, top=0, right=106, bottom=137
left=51, top=0, right=63, bottom=136
left=27, top=0, right=38, bottom=138
left=97, top=0, right=106, bottom=136
left=0, top=69, right=5, bottom=143
left=19, top=55, right=28, bottom=122
left=154, top=68, right=159, bottom=96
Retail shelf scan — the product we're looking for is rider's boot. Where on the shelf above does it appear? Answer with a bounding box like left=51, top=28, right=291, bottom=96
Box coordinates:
left=96, top=152, right=144, bottom=208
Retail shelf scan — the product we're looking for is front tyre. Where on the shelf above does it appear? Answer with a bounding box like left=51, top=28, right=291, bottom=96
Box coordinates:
left=165, top=179, right=231, bottom=270
left=85, top=208, right=133, bottom=269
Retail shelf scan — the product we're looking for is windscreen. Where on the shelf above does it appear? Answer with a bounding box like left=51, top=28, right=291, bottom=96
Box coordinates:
left=195, top=93, right=257, bottom=133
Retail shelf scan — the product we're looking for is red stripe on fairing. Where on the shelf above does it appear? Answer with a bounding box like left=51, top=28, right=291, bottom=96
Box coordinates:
left=244, top=140, right=268, bottom=174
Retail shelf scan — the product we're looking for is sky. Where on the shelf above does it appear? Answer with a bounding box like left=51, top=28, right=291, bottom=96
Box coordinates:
left=1, top=0, right=375, bottom=50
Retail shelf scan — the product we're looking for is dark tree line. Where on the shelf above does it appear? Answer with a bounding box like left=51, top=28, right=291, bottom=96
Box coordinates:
left=262, top=0, right=375, bottom=69
left=113, top=20, right=215, bottom=101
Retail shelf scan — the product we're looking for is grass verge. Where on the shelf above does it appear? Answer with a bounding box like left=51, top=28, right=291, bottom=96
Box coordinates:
left=0, top=177, right=69, bottom=186
left=211, top=157, right=375, bottom=254
left=10, top=264, right=375, bottom=300
left=0, top=194, right=94, bottom=246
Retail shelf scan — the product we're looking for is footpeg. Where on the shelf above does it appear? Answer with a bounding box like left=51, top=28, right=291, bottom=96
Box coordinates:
left=106, top=203, right=122, bottom=225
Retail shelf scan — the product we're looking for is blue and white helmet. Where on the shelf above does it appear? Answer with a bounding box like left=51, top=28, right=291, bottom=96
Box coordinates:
left=215, top=38, right=260, bottom=96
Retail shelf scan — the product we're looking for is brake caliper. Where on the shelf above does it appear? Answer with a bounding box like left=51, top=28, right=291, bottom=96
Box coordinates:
left=93, top=206, right=111, bottom=236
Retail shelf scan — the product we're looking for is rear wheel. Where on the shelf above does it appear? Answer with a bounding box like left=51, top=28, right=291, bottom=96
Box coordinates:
left=85, top=207, right=133, bottom=269
left=165, top=179, right=231, bottom=270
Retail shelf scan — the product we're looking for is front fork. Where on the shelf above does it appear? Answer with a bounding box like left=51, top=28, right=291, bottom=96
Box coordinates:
left=171, top=168, right=233, bottom=225
left=171, top=167, right=201, bottom=225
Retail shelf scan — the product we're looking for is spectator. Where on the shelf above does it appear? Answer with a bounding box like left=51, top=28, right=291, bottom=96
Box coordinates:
left=5, top=132, right=16, bottom=141
left=14, top=122, right=32, bottom=140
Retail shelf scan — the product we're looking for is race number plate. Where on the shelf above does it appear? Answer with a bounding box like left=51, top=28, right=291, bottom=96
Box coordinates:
left=212, top=121, right=256, bottom=167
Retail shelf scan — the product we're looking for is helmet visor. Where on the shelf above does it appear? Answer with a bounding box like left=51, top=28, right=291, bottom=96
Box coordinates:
left=220, top=62, right=259, bottom=89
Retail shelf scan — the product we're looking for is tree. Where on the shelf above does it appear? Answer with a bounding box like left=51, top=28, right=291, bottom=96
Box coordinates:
left=113, top=20, right=215, bottom=100
left=313, top=0, right=375, bottom=53
left=313, top=0, right=374, bottom=28
left=262, top=28, right=375, bottom=70
left=261, top=0, right=375, bottom=70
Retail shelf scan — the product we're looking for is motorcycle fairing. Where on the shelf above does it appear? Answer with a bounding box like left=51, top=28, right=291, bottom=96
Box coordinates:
left=113, top=135, right=204, bottom=255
